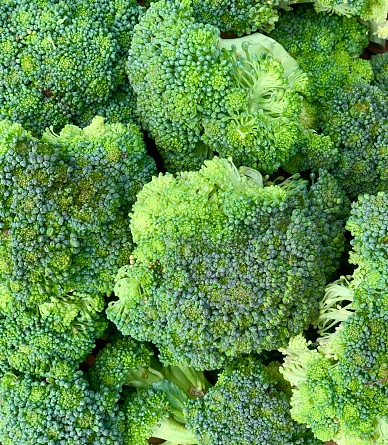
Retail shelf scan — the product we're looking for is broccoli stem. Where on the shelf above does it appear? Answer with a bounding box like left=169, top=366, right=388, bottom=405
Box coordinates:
left=218, top=33, right=302, bottom=82
left=124, top=362, right=165, bottom=389
left=152, top=416, right=197, bottom=444
left=164, top=365, right=211, bottom=398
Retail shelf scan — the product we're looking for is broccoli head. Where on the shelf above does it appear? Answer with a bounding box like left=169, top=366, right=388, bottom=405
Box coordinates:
left=0, top=371, right=125, bottom=445
left=0, top=284, right=107, bottom=379
left=281, top=278, right=388, bottom=444
left=270, top=5, right=372, bottom=103
left=185, top=357, right=324, bottom=444
left=0, top=117, right=156, bottom=305
left=319, top=84, right=388, bottom=199
left=107, top=157, right=349, bottom=370
left=0, top=0, right=143, bottom=135
left=128, top=0, right=309, bottom=173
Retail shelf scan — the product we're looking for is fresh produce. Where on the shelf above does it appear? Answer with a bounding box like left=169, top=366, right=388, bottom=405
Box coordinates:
left=0, top=1, right=387, bottom=444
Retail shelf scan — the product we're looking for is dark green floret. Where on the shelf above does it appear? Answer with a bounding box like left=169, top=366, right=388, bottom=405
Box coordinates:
left=0, top=117, right=156, bottom=305
left=280, top=194, right=388, bottom=444
left=371, top=52, right=388, bottom=94
left=320, top=84, right=388, bottom=199
left=107, top=157, right=349, bottom=370
left=0, top=0, right=143, bottom=135
left=185, top=357, right=324, bottom=445
left=270, top=5, right=372, bottom=103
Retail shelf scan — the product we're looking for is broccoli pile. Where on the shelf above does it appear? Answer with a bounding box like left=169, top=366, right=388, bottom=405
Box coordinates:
left=0, top=0, right=387, bottom=443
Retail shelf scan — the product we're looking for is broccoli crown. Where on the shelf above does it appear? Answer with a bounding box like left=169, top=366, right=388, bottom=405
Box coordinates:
left=0, top=0, right=142, bottom=135
left=320, top=84, right=388, bottom=199
left=371, top=52, right=388, bottom=95
left=0, top=288, right=107, bottom=379
left=107, top=157, right=349, bottom=370
left=90, top=336, right=164, bottom=390
left=0, top=371, right=125, bottom=445
left=281, top=281, right=388, bottom=445
left=128, top=0, right=308, bottom=173
left=346, top=192, right=388, bottom=287
left=0, top=118, right=156, bottom=305
left=176, top=0, right=280, bottom=35
left=185, top=357, right=323, bottom=445
left=270, top=5, right=371, bottom=102
left=286, top=0, right=388, bottom=22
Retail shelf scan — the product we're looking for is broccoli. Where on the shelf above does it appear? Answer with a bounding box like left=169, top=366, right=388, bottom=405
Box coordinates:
left=90, top=335, right=210, bottom=396
left=371, top=52, right=388, bottom=95
left=319, top=84, right=388, bottom=199
left=128, top=0, right=309, bottom=173
left=345, top=192, right=388, bottom=287
left=185, top=357, right=323, bottom=445
left=0, top=371, right=125, bottom=445
left=0, top=0, right=143, bottom=136
left=107, top=157, right=349, bottom=370
left=0, top=285, right=107, bottom=379
left=0, top=117, right=156, bottom=305
left=280, top=0, right=388, bottom=22
left=149, top=0, right=281, bottom=36
left=279, top=193, right=388, bottom=443
left=123, top=356, right=323, bottom=445
left=280, top=279, right=388, bottom=444
left=270, top=5, right=372, bottom=103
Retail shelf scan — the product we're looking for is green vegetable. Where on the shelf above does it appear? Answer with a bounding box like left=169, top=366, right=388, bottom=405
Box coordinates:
left=107, top=157, right=349, bottom=369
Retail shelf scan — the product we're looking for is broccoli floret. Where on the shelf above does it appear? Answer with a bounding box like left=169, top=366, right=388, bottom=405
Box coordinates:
left=0, top=0, right=142, bottom=135
left=0, top=117, right=156, bottom=305
left=345, top=192, right=388, bottom=288
left=0, top=288, right=107, bottom=379
left=185, top=356, right=323, bottom=445
left=128, top=0, right=309, bottom=173
left=0, top=371, right=125, bottom=445
left=107, top=157, right=349, bottom=370
left=280, top=196, right=388, bottom=444
left=124, top=381, right=197, bottom=445
left=319, top=84, right=388, bottom=199
left=175, top=0, right=281, bottom=35
left=270, top=5, right=372, bottom=103
left=281, top=0, right=388, bottom=23
left=280, top=278, right=388, bottom=444
left=371, top=52, right=388, bottom=95
left=283, top=131, right=339, bottom=174
left=90, top=335, right=210, bottom=398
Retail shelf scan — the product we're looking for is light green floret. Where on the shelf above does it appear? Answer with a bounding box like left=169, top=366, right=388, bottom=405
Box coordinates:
left=280, top=272, right=388, bottom=444
left=0, top=371, right=125, bottom=445
left=280, top=0, right=388, bottom=22
left=128, top=0, right=310, bottom=173
left=107, top=157, right=349, bottom=370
